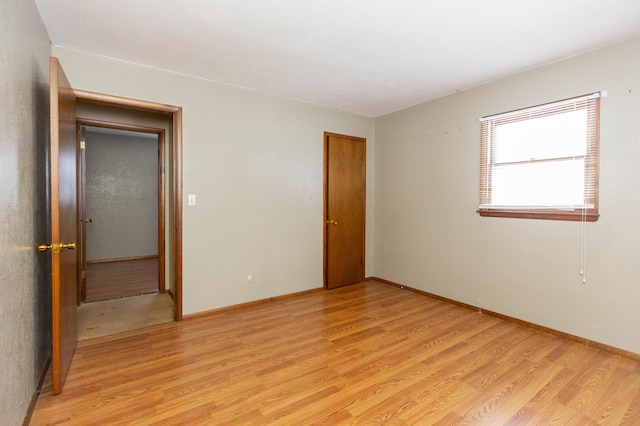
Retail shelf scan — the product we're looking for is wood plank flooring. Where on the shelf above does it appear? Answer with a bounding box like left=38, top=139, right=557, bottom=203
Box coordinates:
left=31, top=281, right=640, bottom=425
left=85, top=257, right=159, bottom=302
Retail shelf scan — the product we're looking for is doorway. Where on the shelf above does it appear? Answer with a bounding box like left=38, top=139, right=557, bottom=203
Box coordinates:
left=324, top=132, right=366, bottom=289
left=73, top=91, right=183, bottom=339
left=79, top=125, right=164, bottom=303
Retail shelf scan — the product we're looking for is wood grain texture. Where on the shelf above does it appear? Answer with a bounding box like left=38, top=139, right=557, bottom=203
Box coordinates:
left=85, top=257, right=159, bottom=302
left=324, top=132, right=366, bottom=289
left=376, top=276, right=640, bottom=362
left=31, top=281, right=640, bottom=424
left=49, top=56, right=78, bottom=395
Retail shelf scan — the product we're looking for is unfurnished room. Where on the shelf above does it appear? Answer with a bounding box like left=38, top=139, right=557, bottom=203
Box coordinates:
left=2, top=0, right=640, bottom=424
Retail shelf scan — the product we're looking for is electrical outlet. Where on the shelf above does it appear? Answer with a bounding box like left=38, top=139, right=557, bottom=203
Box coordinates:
left=247, top=274, right=254, bottom=284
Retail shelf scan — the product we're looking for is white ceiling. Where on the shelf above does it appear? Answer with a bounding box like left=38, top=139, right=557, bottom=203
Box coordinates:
left=36, top=0, right=640, bottom=117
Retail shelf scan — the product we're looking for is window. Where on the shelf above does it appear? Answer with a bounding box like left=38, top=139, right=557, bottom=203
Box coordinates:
left=478, top=93, right=600, bottom=221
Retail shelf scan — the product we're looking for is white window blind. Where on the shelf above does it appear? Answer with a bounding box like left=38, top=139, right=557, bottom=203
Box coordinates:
left=478, top=93, right=600, bottom=221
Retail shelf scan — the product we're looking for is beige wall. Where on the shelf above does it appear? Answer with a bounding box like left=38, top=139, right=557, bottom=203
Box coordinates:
left=53, top=45, right=376, bottom=315
left=0, top=0, right=52, bottom=423
left=1, top=4, right=634, bottom=423
left=374, top=37, right=640, bottom=354
left=55, top=37, right=640, bottom=355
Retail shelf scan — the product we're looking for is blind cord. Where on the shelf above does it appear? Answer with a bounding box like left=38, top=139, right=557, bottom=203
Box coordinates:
left=580, top=208, right=587, bottom=284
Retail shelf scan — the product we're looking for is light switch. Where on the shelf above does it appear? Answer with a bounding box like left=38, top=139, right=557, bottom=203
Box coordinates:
left=188, top=194, right=196, bottom=206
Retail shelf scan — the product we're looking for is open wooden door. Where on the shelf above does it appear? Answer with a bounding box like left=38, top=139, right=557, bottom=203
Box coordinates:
left=324, top=132, right=366, bottom=289
left=40, top=57, right=78, bottom=394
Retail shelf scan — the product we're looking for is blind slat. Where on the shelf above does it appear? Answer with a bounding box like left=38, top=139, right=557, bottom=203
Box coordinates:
left=479, top=93, right=600, bottom=216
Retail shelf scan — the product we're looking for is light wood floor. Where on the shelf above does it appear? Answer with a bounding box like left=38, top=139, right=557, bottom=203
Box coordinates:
left=32, top=281, right=640, bottom=425
left=85, top=257, right=159, bottom=302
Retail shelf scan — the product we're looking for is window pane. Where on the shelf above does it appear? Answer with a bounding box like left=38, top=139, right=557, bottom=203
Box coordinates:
left=492, top=159, right=585, bottom=206
left=494, top=110, right=587, bottom=163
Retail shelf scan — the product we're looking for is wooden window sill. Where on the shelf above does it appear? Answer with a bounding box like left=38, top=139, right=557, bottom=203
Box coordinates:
left=478, top=209, right=599, bottom=222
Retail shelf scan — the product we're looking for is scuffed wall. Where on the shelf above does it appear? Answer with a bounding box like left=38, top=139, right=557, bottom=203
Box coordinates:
left=374, top=36, right=640, bottom=354
left=0, top=0, right=52, bottom=424
left=85, top=129, right=159, bottom=261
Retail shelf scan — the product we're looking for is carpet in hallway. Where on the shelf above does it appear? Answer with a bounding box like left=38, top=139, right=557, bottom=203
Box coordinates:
left=77, top=293, right=174, bottom=340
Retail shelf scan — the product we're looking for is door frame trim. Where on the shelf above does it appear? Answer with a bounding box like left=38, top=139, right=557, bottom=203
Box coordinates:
left=73, top=89, right=183, bottom=320
left=323, top=131, right=366, bottom=289
left=77, top=119, right=167, bottom=298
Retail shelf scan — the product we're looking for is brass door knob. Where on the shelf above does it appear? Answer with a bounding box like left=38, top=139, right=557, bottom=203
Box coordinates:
left=37, top=242, right=76, bottom=252
left=84, top=218, right=94, bottom=223
left=38, top=243, right=53, bottom=252
left=325, top=220, right=338, bottom=225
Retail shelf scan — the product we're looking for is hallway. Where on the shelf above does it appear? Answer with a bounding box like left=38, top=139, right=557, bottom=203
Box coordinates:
left=80, top=258, right=173, bottom=340
left=78, top=293, right=173, bottom=340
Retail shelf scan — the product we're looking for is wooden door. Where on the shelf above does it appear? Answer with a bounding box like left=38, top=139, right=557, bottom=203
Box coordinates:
left=48, top=57, right=78, bottom=394
left=324, top=132, right=366, bottom=289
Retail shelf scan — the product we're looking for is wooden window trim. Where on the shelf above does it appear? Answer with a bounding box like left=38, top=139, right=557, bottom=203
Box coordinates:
left=478, top=209, right=599, bottom=222
left=478, top=93, right=600, bottom=222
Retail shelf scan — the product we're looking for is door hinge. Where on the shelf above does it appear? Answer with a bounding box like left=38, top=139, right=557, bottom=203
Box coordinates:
left=81, top=270, right=86, bottom=280
left=80, top=140, right=86, bottom=150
